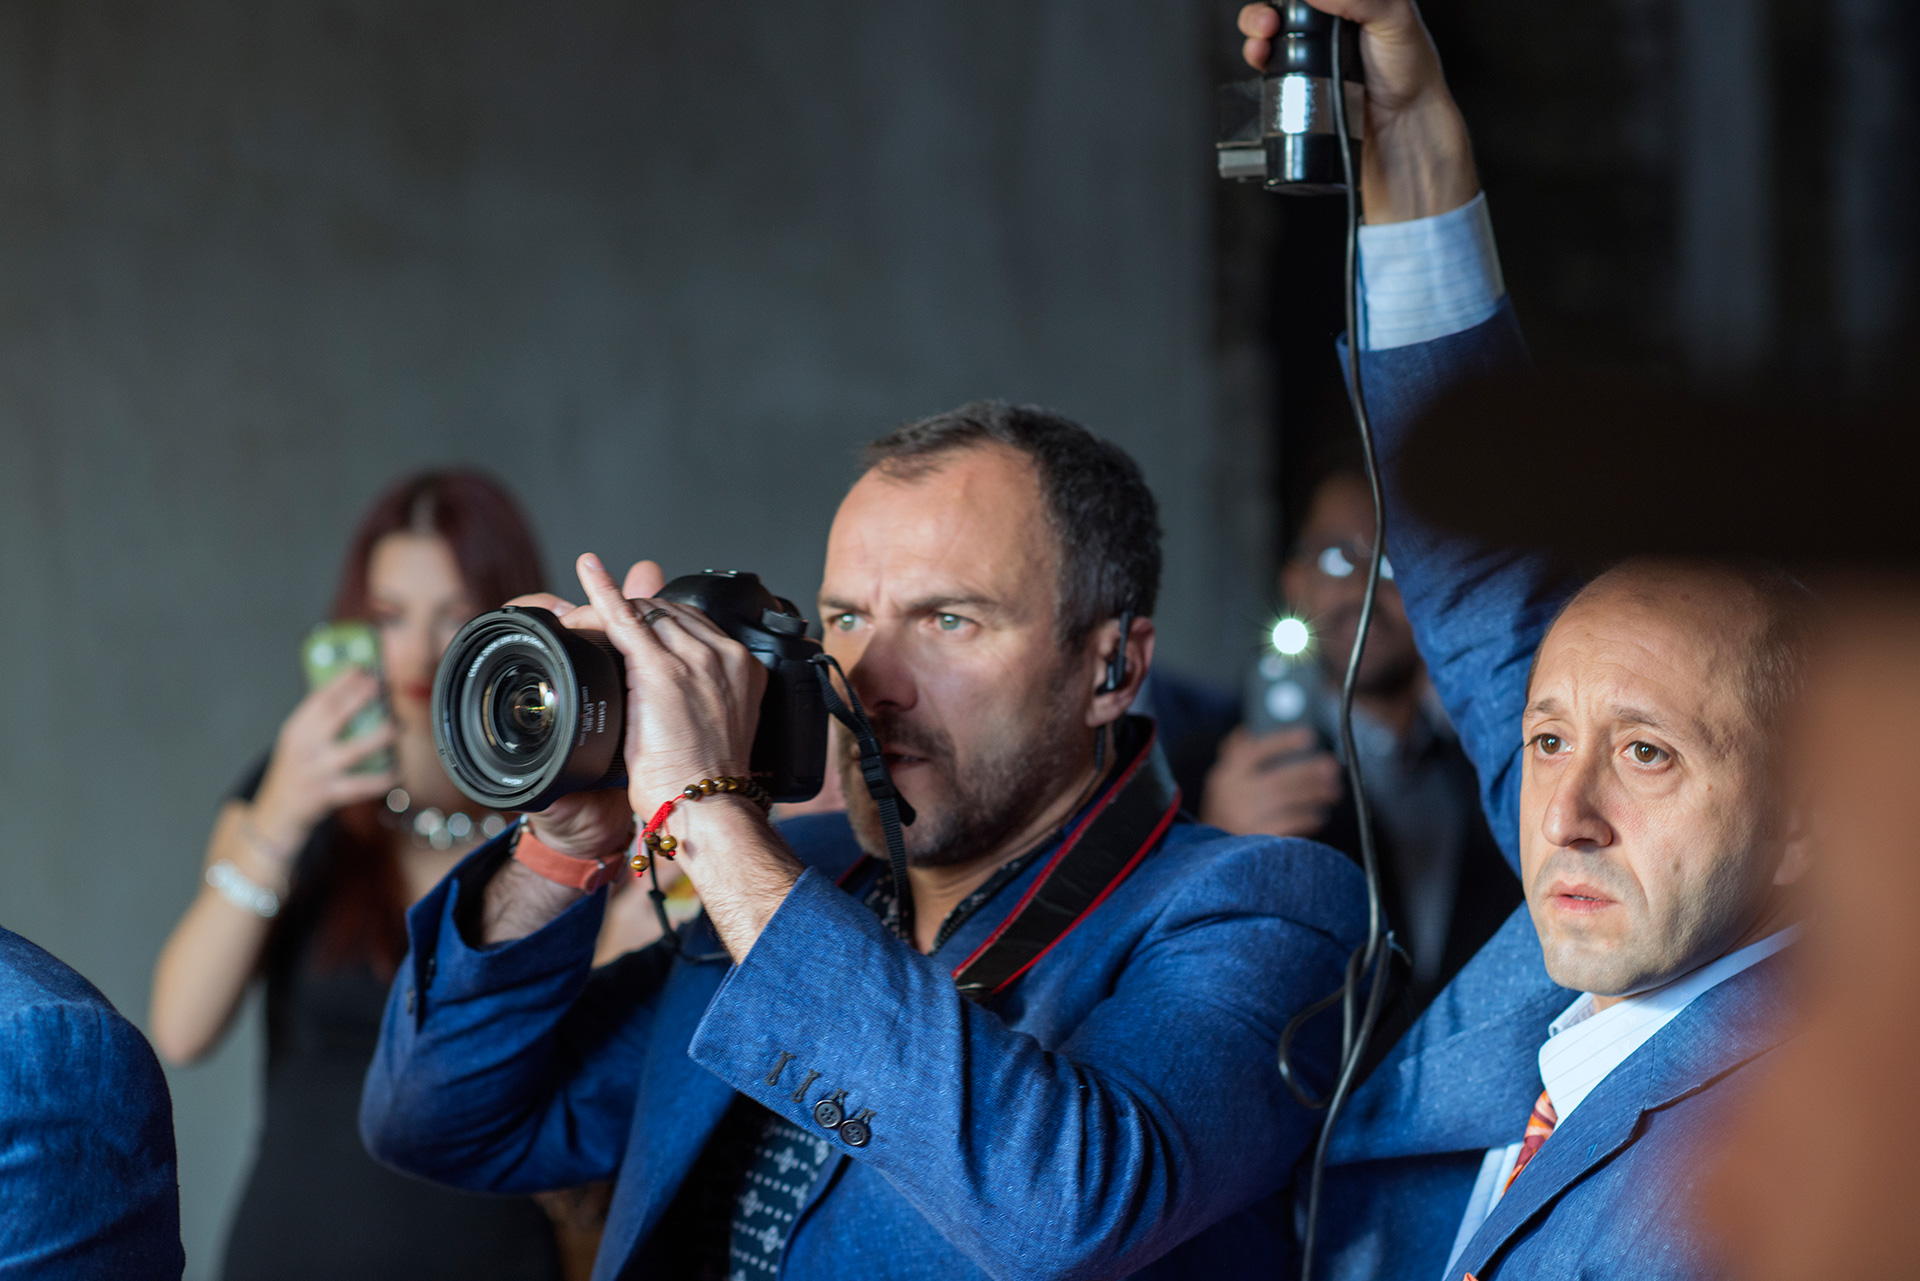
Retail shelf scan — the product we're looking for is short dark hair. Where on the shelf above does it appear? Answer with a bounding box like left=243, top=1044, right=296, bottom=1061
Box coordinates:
left=861, top=400, right=1161, bottom=650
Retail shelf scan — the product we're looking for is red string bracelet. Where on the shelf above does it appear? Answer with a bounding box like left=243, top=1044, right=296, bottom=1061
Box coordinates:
left=632, top=774, right=772, bottom=870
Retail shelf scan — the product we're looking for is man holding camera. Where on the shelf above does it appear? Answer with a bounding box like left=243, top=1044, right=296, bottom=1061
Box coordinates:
left=1235, top=2, right=1809, bottom=1277
left=361, top=406, right=1368, bottom=1278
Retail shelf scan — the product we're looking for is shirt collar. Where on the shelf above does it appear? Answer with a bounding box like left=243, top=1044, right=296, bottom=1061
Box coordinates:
left=1538, top=925, right=1800, bottom=1126
left=856, top=767, right=1119, bottom=955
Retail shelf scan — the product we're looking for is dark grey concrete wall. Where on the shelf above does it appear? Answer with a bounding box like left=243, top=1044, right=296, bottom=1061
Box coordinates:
left=0, top=3, right=1236, bottom=1275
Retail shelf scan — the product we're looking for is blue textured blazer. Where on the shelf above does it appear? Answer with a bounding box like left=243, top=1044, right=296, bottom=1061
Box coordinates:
left=0, top=926, right=183, bottom=1279
left=1308, top=304, right=1793, bottom=1280
left=361, top=810, right=1368, bottom=1279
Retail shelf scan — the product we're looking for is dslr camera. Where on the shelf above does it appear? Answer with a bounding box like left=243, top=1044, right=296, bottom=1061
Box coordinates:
left=432, top=571, right=829, bottom=812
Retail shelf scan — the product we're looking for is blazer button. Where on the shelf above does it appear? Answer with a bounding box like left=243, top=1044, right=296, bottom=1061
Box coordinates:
left=840, top=1112, right=873, bottom=1148
left=813, top=1090, right=847, bottom=1130
left=424, top=956, right=437, bottom=985
left=405, top=987, right=416, bottom=1016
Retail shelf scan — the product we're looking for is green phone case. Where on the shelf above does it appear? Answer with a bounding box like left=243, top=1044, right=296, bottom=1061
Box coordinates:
left=302, top=621, right=395, bottom=776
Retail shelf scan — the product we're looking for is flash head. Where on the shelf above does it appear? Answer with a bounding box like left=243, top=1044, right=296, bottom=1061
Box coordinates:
left=1217, top=2, right=1363, bottom=194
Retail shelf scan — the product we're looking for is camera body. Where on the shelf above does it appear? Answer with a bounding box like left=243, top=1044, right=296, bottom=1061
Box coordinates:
left=1217, top=1, right=1363, bottom=194
left=432, top=571, right=829, bottom=813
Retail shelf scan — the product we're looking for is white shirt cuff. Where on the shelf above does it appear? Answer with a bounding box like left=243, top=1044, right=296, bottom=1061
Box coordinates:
left=1357, top=191, right=1506, bottom=351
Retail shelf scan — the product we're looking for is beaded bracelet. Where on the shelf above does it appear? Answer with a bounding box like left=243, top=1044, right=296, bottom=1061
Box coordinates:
left=633, top=774, right=772, bottom=869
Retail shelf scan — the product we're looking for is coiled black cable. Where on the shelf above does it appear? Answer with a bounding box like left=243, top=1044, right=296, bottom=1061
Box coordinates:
left=1269, top=17, right=1398, bottom=1281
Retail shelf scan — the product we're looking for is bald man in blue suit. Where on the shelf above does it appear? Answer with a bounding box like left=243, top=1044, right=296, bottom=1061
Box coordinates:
left=1, top=926, right=183, bottom=1278
left=1238, top=3, right=1808, bottom=1279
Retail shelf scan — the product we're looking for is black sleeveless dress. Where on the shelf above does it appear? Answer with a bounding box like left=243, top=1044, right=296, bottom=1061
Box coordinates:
left=220, top=765, right=562, bottom=1281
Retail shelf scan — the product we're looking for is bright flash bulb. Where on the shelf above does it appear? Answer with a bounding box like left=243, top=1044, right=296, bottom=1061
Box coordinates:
left=1271, top=617, right=1311, bottom=656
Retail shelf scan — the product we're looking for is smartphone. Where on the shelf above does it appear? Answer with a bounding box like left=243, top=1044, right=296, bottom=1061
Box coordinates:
left=1243, top=649, right=1320, bottom=737
left=303, top=621, right=395, bottom=775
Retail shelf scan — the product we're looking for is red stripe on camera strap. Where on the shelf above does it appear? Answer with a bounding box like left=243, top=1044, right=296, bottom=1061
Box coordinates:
left=836, top=716, right=1183, bottom=1003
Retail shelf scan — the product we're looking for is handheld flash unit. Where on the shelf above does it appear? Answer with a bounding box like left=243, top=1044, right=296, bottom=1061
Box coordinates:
left=1217, top=1, right=1364, bottom=194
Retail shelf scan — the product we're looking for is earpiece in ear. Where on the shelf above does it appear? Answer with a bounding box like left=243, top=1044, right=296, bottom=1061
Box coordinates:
left=1100, top=609, right=1137, bottom=696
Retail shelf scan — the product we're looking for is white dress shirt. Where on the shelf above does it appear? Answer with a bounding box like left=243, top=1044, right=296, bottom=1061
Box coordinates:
left=1439, top=928, right=1800, bottom=1280
left=1356, top=191, right=1505, bottom=351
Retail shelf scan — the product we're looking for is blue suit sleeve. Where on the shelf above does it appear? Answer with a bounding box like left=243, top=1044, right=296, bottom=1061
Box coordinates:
left=687, top=844, right=1363, bottom=1281
left=359, top=838, right=671, bottom=1193
left=0, top=1004, right=183, bottom=1279
left=1345, top=300, right=1576, bottom=870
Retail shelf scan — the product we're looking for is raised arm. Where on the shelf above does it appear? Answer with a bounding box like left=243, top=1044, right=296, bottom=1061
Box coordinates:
left=1353, top=303, right=1571, bottom=870
left=1239, top=0, right=1576, bottom=866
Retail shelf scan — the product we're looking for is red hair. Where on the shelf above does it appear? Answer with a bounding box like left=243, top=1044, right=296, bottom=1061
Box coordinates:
left=313, top=471, right=545, bottom=975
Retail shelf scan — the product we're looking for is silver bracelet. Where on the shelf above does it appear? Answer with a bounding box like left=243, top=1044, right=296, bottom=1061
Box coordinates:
left=207, top=859, right=281, bottom=918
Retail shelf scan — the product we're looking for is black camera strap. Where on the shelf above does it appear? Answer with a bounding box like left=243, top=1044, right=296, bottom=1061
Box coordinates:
left=809, top=654, right=919, bottom=944
left=949, top=716, right=1179, bottom=1001
left=834, top=714, right=1181, bottom=1003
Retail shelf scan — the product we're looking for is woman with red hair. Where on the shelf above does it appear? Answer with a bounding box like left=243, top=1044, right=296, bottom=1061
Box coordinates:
left=153, top=472, right=571, bottom=1280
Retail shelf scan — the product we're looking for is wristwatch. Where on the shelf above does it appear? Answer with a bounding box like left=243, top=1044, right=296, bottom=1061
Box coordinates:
left=510, top=819, right=628, bottom=892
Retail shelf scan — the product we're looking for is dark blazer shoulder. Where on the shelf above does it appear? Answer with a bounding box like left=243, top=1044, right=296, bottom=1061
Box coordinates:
left=0, top=925, right=172, bottom=1101
left=0, top=927, right=182, bottom=1279
left=1143, top=823, right=1369, bottom=949
left=0, top=926, right=123, bottom=1017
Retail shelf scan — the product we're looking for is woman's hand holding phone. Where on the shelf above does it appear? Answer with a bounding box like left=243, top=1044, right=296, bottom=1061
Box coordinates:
left=248, top=670, right=398, bottom=882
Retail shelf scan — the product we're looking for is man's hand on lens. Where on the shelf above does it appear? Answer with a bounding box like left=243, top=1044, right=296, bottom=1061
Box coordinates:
left=502, top=553, right=801, bottom=961
left=1200, top=725, right=1343, bottom=839
left=1237, top=0, right=1478, bottom=223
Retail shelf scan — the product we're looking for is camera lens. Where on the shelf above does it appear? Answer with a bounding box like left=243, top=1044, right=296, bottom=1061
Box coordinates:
left=432, top=607, right=628, bottom=812
left=483, top=665, right=556, bottom=758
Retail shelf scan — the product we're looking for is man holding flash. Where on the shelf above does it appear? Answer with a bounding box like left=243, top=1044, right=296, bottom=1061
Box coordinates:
left=360, top=405, right=1366, bottom=1279
left=1233, top=2, right=1811, bottom=1277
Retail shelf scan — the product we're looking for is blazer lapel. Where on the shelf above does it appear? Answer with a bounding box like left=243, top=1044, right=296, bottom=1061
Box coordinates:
left=1332, top=905, right=1573, bottom=1163
left=1448, top=952, right=1795, bottom=1279
left=593, top=915, right=739, bottom=1281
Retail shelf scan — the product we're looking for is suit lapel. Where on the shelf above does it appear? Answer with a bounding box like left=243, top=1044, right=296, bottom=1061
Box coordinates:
left=1449, top=952, right=1794, bottom=1279
left=593, top=916, right=738, bottom=1281
left=1332, top=905, right=1573, bottom=1163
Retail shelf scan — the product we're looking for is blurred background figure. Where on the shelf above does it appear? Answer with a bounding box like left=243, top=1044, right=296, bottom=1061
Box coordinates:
left=149, top=472, right=660, bottom=1281
left=1155, top=458, right=1520, bottom=1014
left=1703, top=581, right=1920, bottom=1279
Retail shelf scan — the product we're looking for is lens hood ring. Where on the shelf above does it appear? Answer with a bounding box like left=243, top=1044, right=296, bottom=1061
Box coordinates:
left=432, top=606, right=629, bottom=812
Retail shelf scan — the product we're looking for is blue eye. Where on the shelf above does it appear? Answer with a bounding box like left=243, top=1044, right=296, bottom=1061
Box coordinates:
left=936, top=613, right=964, bottom=632
left=830, top=614, right=858, bottom=632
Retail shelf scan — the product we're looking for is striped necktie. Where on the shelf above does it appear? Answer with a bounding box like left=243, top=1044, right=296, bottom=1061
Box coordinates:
left=1502, top=1090, right=1559, bottom=1193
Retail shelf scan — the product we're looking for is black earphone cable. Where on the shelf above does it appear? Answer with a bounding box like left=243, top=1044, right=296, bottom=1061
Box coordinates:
left=1275, top=19, right=1397, bottom=1281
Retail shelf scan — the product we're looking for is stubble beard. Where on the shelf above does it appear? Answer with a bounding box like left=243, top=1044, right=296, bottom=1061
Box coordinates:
left=843, top=680, right=1088, bottom=871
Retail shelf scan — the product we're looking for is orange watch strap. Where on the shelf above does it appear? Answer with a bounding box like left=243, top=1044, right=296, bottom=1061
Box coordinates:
left=511, top=822, right=626, bottom=892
